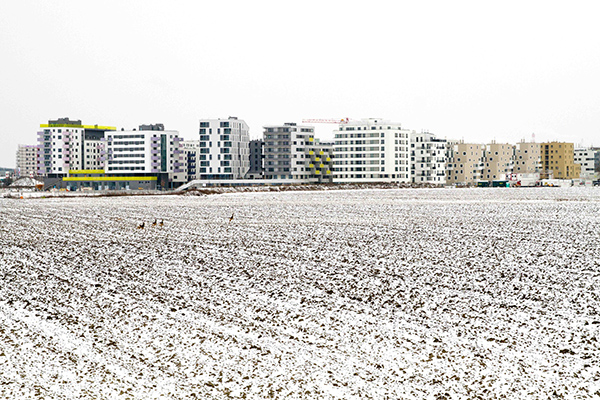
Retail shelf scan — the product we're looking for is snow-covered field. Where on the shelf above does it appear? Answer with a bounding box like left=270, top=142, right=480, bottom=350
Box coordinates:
left=1, top=188, right=599, bottom=399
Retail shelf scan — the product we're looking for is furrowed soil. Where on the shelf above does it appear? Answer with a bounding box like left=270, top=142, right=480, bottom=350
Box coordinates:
left=1, top=188, right=599, bottom=399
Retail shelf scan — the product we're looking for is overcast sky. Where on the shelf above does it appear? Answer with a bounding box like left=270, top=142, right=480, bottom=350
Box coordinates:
left=1, top=0, right=599, bottom=167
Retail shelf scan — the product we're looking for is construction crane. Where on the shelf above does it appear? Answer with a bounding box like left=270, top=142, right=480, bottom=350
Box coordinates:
left=302, top=118, right=352, bottom=124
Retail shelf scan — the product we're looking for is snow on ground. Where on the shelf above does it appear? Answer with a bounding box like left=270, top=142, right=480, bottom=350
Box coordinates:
left=0, top=187, right=599, bottom=399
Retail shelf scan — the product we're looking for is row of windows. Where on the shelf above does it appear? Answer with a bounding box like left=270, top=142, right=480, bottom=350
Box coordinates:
left=333, top=160, right=382, bottom=165
left=112, top=147, right=145, bottom=152
left=110, top=135, right=144, bottom=139
left=113, top=153, right=145, bottom=158
left=112, top=141, right=144, bottom=146
left=108, top=160, right=146, bottom=165
left=108, top=167, right=146, bottom=171
left=334, top=173, right=409, bottom=179
left=335, top=153, right=385, bottom=159
left=199, top=141, right=235, bottom=148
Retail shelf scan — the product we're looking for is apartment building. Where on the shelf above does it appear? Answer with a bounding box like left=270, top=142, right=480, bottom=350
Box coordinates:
left=36, top=118, right=116, bottom=177
left=198, top=117, right=250, bottom=180
left=514, top=141, right=541, bottom=174
left=15, top=144, right=38, bottom=177
left=574, top=148, right=597, bottom=179
left=594, top=148, right=600, bottom=175
left=540, top=142, right=580, bottom=179
left=333, top=118, right=411, bottom=183
left=105, top=124, right=186, bottom=187
left=263, top=123, right=317, bottom=180
left=306, top=140, right=334, bottom=183
left=482, top=142, right=515, bottom=182
left=446, top=142, right=485, bottom=185
left=247, top=139, right=264, bottom=179
left=181, top=140, right=201, bottom=182
left=410, top=132, right=446, bottom=185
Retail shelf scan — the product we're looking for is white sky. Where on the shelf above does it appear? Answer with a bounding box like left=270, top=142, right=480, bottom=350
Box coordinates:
left=1, top=0, right=599, bottom=167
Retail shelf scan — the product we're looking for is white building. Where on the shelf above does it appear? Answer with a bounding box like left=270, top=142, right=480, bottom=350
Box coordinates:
left=36, top=118, right=115, bottom=177
left=82, top=129, right=108, bottom=171
left=105, top=124, right=186, bottom=187
left=262, top=123, right=334, bottom=182
left=198, top=117, right=250, bottom=180
left=263, top=123, right=313, bottom=180
left=410, top=132, right=446, bottom=185
left=574, top=148, right=597, bottom=179
left=181, top=140, right=201, bottom=182
left=333, top=118, right=411, bottom=183
left=16, top=144, right=38, bottom=177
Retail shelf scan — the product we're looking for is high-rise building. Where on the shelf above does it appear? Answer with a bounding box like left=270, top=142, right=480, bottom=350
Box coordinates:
left=36, top=118, right=116, bottom=177
left=482, top=142, right=515, bottom=182
left=305, top=139, right=334, bottom=183
left=262, top=123, right=334, bottom=182
left=181, top=140, right=201, bottom=182
left=198, top=117, right=250, bottom=180
left=105, top=124, right=186, bottom=188
left=410, top=132, right=446, bottom=185
left=15, top=144, right=38, bottom=177
left=540, top=142, right=580, bottom=179
left=333, top=118, right=411, bottom=183
left=264, top=123, right=313, bottom=180
left=247, top=139, right=264, bottom=179
left=446, top=142, right=485, bottom=185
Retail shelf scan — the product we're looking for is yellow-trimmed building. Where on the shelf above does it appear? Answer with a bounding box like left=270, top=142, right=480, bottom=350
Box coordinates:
left=46, top=169, right=158, bottom=191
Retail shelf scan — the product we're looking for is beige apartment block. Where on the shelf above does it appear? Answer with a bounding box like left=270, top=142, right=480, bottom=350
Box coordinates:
left=540, top=142, right=580, bottom=179
left=446, top=142, right=485, bottom=185
left=514, top=141, right=541, bottom=174
left=483, top=142, right=515, bottom=182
